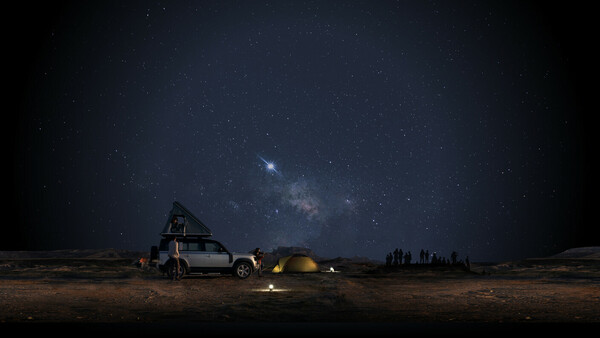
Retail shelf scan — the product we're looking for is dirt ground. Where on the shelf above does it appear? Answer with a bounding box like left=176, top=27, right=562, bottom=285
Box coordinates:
left=0, top=253, right=599, bottom=336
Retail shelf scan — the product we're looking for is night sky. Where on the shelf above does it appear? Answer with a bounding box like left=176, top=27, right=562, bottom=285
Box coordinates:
left=9, top=1, right=595, bottom=262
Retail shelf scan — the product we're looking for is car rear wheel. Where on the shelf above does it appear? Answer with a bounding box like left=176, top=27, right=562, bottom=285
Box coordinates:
left=167, top=259, right=185, bottom=280
left=233, top=261, right=252, bottom=279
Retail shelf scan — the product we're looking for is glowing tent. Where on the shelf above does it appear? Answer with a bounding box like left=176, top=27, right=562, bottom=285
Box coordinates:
left=271, top=254, right=320, bottom=273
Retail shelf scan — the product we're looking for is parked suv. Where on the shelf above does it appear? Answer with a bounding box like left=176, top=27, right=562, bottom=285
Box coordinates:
left=153, top=236, right=258, bottom=279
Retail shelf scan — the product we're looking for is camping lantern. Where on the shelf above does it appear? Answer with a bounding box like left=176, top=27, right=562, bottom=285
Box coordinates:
left=269, top=284, right=274, bottom=291
left=330, top=267, right=335, bottom=272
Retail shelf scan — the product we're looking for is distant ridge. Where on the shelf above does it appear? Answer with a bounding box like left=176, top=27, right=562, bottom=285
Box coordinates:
left=0, top=248, right=148, bottom=259
left=549, top=247, right=600, bottom=259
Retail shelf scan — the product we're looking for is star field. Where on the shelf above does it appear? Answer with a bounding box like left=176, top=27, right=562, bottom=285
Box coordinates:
left=10, top=1, right=594, bottom=261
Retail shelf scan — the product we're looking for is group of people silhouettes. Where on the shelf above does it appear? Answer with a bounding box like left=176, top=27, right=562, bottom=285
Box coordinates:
left=385, top=248, right=470, bottom=270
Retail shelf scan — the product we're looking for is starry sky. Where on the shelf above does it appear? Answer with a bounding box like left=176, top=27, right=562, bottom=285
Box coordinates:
left=9, top=1, right=595, bottom=262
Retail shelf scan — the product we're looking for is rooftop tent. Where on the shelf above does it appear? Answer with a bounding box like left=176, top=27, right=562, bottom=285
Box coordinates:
left=160, top=201, right=212, bottom=237
left=271, top=254, right=320, bottom=273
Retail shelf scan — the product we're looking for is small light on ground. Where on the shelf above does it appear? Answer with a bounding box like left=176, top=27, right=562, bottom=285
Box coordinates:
left=251, top=284, right=289, bottom=292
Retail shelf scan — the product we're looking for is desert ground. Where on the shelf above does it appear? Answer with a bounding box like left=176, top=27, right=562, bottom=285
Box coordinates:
left=1, top=247, right=598, bottom=336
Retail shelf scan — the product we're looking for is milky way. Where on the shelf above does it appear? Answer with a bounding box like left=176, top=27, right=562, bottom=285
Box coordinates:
left=248, top=160, right=358, bottom=254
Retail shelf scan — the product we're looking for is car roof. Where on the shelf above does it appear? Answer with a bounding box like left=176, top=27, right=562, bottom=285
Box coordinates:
left=161, top=236, right=219, bottom=242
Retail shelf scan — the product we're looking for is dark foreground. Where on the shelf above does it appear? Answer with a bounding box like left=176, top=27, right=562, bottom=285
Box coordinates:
left=1, top=251, right=598, bottom=336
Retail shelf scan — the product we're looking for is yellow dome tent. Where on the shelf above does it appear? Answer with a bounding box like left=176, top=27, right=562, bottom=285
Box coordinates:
left=271, top=254, right=320, bottom=273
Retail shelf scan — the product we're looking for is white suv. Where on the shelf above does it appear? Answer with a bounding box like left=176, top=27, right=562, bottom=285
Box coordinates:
left=153, top=237, right=258, bottom=279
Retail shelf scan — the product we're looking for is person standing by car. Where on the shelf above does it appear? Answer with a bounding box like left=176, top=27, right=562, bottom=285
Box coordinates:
left=253, top=248, right=265, bottom=277
left=168, top=237, right=181, bottom=281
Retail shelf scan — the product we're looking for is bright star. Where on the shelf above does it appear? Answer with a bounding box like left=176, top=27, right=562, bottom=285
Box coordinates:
left=258, top=155, right=281, bottom=175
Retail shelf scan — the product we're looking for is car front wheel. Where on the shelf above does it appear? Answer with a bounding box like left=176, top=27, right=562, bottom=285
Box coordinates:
left=233, top=261, right=252, bottom=279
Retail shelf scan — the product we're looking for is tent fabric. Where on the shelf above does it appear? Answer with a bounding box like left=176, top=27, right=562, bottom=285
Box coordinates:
left=160, top=201, right=212, bottom=237
left=271, top=254, right=320, bottom=273
left=271, top=256, right=291, bottom=273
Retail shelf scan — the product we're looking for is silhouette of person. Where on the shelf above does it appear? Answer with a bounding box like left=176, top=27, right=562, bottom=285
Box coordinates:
left=451, top=251, right=458, bottom=265
left=386, top=252, right=393, bottom=267
left=420, top=249, right=425, bottom=264
left=404, top=251, right=412, bottom=265
left=425, top=250, right=429, bottom=264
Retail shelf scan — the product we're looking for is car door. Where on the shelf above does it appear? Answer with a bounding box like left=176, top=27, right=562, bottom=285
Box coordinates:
left=203, top=241, right=230, bottom=268
left=183, top=241, right=210, bottom=271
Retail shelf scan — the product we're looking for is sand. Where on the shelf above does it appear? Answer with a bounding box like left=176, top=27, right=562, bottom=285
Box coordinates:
left=0, top=249, right=598, bottom=336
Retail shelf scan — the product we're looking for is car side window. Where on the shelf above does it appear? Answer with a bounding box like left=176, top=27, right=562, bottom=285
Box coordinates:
left=204, top=242, right=222, bottom=253
left=187, top=242, right=202, bottom=252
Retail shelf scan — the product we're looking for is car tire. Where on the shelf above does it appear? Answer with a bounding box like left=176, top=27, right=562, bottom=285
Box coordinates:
left=233, top=261, right=252, bottom=279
